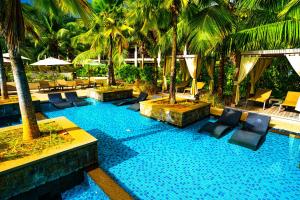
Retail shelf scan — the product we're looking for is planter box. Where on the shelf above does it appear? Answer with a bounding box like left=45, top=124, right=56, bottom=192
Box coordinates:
left=140, top=98, right=210, bottom=127
left=0, top=99, right=41, bottom=119
left=88, top=89, right=133, bottom=102
left=0, top=117, right=98, bottom=200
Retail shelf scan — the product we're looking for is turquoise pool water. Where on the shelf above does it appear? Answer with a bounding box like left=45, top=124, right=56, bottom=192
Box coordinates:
left=42, top=99, right=300, bottom=200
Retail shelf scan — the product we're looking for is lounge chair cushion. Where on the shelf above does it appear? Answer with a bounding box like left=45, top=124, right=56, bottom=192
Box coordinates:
left=228, top=130, right=265, bottom=151
left=248, top=89, right=272, bottom=103
left=65, top=92, right=89, bottom=107
left=199, top=122, right=231, bottom=139
left=53, top=102, right=73, bottom=109
left=73, top=100, right=89, bottom=107
left=281, top=91, right=300, bottom=107
left=48, top=93, right=73, bottom=109
left=113, top=92, right=148, bottom=106
left=217, top=108, right=243, bottom=127
left=127, top=103, right=140, bottom=111
left=243, top=113, right=270, bottom=135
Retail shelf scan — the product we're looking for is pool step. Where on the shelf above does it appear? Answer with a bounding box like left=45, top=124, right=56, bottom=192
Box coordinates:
left=88, top=168, right=133, bottom=200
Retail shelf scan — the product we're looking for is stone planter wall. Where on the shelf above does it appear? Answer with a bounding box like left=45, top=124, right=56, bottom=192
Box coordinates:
left=0, top=117, right=98, bottom=200
left=88, top=89, right=133, bottom=102
left=140, top=98, right=210, bottom=127
left=0, top=100, right=41, bottom=119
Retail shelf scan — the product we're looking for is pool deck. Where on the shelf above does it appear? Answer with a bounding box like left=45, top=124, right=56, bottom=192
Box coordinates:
left=88, top=168, right=133, bottom=200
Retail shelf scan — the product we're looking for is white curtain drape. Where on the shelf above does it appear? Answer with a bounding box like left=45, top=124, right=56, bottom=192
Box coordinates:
left=286, top=54, right=300, bottom=76
left=235, top=56, right=260, bottom=104
left=250, top=58, right=272, bottom=94
left=185, top=56, right=198, bottom=95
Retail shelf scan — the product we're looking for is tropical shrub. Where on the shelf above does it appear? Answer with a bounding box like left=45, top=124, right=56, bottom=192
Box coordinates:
left=76, top=64, right=108, bottom=77
left=140, top=65, right=155, bottom=83
left=117, top=64, right=140, bottom=83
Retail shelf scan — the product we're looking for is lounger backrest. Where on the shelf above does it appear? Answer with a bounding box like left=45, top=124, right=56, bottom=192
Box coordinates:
left=243, top=113, right=271, bottom=135
left=253, top=89, right=272, bottom=101
left=284, top=91, right=300, bottom=104
left=217, top=108, right=242, bottom=127
left=65, top=92, right=78, bottom=101
left=137, top=92, right=148, bottom=101
left=48, top=93, right=64, bottom=103
left=197, top=82, right=205, bottom=90
left=39, top=81, right=50, bottom=88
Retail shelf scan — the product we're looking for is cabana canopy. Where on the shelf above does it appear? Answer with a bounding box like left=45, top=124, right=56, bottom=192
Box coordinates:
left=3, top=53, right=31, bottom=60
left=235, top=48, right=300, bottom=104
left=164, top=55, right=199, bottom=95
left=30, top=57, right=71, bottom=66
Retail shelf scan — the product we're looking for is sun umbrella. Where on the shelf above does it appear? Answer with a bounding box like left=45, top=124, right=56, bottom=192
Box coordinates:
left=3, top=53, right=31, bottom=60
left=30, top=57, right=72, bottom=84
left=30, top=57, right=71, bottom=66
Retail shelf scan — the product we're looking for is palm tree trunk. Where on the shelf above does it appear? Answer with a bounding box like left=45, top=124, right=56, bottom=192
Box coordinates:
left=108, top=35, right=116, bottom=86
left=169, top=4, right=178, bottom=104
left=217, top=50, right=226, bottom=99
left=9, top=47, right=40, bottom=140
left=0, top=43, right=9, bottom=99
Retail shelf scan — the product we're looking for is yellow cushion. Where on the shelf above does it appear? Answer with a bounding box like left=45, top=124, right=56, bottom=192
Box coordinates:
left=282, top=91, right=300, bottom=107
left=197, top=82, right=205, bottom=89
left=248, top=89, right=272, bottom=103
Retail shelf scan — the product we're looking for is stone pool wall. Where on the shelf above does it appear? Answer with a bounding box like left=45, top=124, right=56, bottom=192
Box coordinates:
left=0, top=117, right=98, bottom=200
left=88, top=89, right=133, bottom=102
left=140, top=98, right=210, bottom=127
left=0, top=100, right=41, bottom=119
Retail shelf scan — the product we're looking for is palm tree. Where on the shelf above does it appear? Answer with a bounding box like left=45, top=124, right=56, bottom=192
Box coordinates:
left=0, top=0, right=40, bottom=140
left=0, top=41, right=9, bottom=99
left=235, top=0, right=300, bottom=50
left=187, top=1, right=234, bottom=98
left=0, top=0, right=91, bottom=141
left=73, top=2, right=133, bottom=86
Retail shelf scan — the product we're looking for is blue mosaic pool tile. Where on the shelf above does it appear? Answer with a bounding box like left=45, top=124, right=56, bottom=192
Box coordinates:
left=43, top=99, right=300, bottom=200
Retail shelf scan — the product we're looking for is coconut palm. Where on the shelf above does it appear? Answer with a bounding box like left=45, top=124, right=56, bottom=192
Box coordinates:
left=0, top=0, right=91, bottom=141
left=0, top=40, right=8, bottom=99
left=0, top=0, right=40, bottom=140
left=187, top=1, right=234, bottom=98
left=73, top=1, right=133, bottom=86
left=235, top=0, right=300, bottom=50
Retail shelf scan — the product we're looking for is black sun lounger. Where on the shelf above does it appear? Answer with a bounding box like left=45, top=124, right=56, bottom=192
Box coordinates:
left=228, top=113, right=271, bottom=151
left=65, top=92, right=89, bottom=107
left=113, top=92, right=148, bottom=106
left=127, top=103, right=140, bottom=111
left=198, top=108, right=242, bottom=139
left=48, top=93, right=73, bottom=109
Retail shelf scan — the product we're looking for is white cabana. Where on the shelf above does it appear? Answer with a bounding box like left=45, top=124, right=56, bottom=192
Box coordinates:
left=164, top=55, right=199, bottom=95
left=30, top=57, right=71, bottom=66
left=235, top=48, right=300, bottom=105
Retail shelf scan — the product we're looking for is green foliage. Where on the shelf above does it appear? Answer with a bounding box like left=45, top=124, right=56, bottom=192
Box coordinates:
left=117, top=64, right=140, bottom=83
left=140, top=65, right=155, bottom=84
left=257, top=58, right=300, bottom=98
left=76, top=64, right=108, bottom=77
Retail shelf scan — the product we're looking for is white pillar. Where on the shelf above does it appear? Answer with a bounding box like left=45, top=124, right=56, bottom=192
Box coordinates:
left=134, top=45, right=138, bottom=67
left=184, top=45, right=187, bottom=56
left=157, top=48, right=161, bottom=68
left=98, top=54, right=101, bottom=63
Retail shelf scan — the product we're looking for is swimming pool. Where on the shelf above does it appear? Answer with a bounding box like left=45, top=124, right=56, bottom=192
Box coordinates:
left=42, top=98, right=300, bottom=200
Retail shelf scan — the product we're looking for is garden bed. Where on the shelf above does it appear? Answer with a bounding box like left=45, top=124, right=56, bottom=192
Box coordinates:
left=140, top=98, right=210, bottom=127
left=88, top=87, right=133, bottom=102
left=0, top=117, right=98, bottom=199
